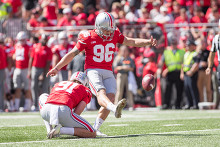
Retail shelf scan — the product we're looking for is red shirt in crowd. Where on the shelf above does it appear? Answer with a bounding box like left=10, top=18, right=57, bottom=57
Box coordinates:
left=143, top=61, right=157, bottom=77
left=76, top=29, right=125, bottom=71
left=52, top=44, right=74, bottom=70
left=28, top=18, right=39, bottom=27
left=205, top=8, right=220, bottom=19
left=174, top=16, right=188, bottom=24
left=57, top=0, right=62, bottom=9
left=46, top=81, right=92, bottom=110
left=43, top=1, right=57, bottom=20
left=87, top=13, right=96, bottom=25
left=176, top=0, right=187, bottom=7
left=196, top=0, right=211, bottom=7
left=135, top=56, right=143, bottom=77
left=0, top=46, right=7, bottom=69
left=31, top=43, right=52, bottom=68
left=190, top=16, right=207, bottom=23
left=38, top=22, right=54, bottom=27
left=3, top=0, right=22, bottom=13
left=57, top=17, right=73, bottom=26
left=13, top=43, right=31, bottom=69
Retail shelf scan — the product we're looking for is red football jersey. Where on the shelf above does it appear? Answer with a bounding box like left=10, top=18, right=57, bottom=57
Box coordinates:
left=31, top=43, right=52, bottom=68
left=52, top=44, right=74, bottom=70
left=76, top=29, right=125, bottom=71
left=46, top=81, right=92, bottom=110
left=0, top=46, right=7, bottom=69
left=4, top=45, right=14, bottom=57
left=14, top=44, right=31, bottom=69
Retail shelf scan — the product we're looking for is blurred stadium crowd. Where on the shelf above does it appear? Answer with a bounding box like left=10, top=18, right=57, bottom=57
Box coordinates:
left=0, top=0, right=220, bottom=112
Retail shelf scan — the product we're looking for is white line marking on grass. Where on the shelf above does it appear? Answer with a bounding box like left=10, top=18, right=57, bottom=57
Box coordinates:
left=0, top=124, right=44, bottom=128
left=0, top=140, right=56, bottom=145
left=163, top=124, right=183, bottom=127
left=105, top=129, right=220, bottom=138
left=1, top=128, right=220, bottom=145
left=106, top=116, right=220, bottom=123
left=109, top=124, right=129, bottom=127
left=150, top=129, right=220, bottom=134
left=0, top=115, right=40, bottom=119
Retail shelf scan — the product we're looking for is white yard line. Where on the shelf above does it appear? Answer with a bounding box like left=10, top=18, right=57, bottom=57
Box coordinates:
left=163, top=124, right=183, bottom=127
left=1, top=116, right=220, bottom=128
left=0, top=124, right=44, bottom=128
left=1, top=113, right=220, bottom=120
left=1, top=128, right=220, bottom=145
left=0, top=115, right=39, bottom=119
left=109, top=124, right=129, bottom=127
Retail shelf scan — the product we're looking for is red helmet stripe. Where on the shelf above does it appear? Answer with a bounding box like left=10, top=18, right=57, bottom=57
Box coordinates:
left=105, top=12, right=113, bottom=28
left=76, top=71, right=80, bottom=78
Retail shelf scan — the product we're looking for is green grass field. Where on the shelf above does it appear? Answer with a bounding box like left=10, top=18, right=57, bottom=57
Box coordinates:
left=1, top=109, right=220, bottom=146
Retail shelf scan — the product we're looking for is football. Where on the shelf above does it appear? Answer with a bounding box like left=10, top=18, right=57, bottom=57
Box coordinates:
left=142, top=74, right=155, bottom=91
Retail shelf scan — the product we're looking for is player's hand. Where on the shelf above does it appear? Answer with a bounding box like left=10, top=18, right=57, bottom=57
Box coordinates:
left=180, top=73, right=184, bottom=80
left=186, top=71, right=193, bottom=77
left=162, top=69, right=168, bottom=78
left=205, top=67, right=211, bottom=75
left=150, top=36, right=157, bottom=46
left=27, top=70, right=31, bottom=79
left=39, top=74, right=44, bottom=81
left=46, top=68, right=59, bottom=77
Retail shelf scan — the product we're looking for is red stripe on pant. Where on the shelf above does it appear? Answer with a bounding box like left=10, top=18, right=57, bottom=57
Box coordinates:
left=71, top=111, right=94, bottom=132
left=89, top=82, right=97, bottom=95
left=38, top=102, right=42, bottom=110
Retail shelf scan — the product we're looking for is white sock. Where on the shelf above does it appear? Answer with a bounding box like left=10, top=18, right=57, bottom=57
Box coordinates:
left=14, top=98, right=20, bottom=110
left=93, top=117, right=104, bottom=131
left=10, top=100, right=14, bottom=108
left=24, top=99, right=32, bottom=110
left=106, top=102, right=116, bottom=113
left=60, top=127, right=75, bottom=136
left=43, top=120, right=52, bottom=133
left=6, top=100, right=14, bottom=111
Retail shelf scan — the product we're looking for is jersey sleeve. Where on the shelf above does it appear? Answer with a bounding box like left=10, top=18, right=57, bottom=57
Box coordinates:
left=115, top=28, right=125, bottom=44
left=75, top=31, right=90, bottom=51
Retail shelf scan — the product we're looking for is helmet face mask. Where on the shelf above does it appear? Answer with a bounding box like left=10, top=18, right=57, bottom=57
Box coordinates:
left=95, top=12, right=116, bottom=41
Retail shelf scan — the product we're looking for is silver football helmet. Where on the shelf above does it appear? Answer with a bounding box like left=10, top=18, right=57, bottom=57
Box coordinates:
left=16, top=31, right=28, bottom=41
left=58, top=31, right=68, bottom=44
left=70, top=71, right=88, bottom=86
left=95, top=12, right=116, bottom=41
